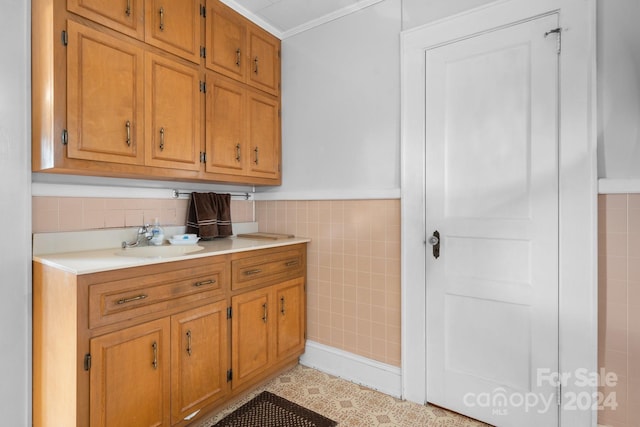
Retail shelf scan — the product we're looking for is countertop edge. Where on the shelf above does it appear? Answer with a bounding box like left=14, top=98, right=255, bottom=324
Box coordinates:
left=33, top=237, right=311, bottom=275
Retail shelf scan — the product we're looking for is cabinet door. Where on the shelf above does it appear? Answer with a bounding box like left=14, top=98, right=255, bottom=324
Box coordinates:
left=67, top=0, right=144, bottom=40
left=67, top=21, right=145, bottom=165
left=145, top=0, right=202, bottom=63
left=247, top=89, right=280, bottom=180
left=274, top=278, right=306, bottom=360
left=247, top=24, right=280, bottom=96
left=232, top=288, right=272, bottom=390
left=205, top=73, right=246, bottom=176
left=205, top=0, right=246, bottom=82
left=145, top=53, right=202, bottom=171
left=171, top=302, right=229, bottom=425
left=90, top=318, right=171, bottom=427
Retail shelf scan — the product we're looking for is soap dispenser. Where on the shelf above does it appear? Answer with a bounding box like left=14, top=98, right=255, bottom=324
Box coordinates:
left=150, top=218, right=164, bottom=246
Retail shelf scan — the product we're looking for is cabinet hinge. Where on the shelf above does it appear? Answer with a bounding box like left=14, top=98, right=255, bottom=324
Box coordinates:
left=227, top=306, right=232, bottom=319
left=200, top=46, right=206, bottom=59
left=84, top=353, right=91, bottom=371
left=61, top=129, right=68, bottom=145
left=227, top=369, right=233, bottom=382
left=61, top=30, right=68, bottom=46
left=278, top=49, right=281, bottom=58
left=278, top=109, right=281, bottom=118
left=200, top=152, right=207, bottom=163
left=200, top=4, right=206, bottom=18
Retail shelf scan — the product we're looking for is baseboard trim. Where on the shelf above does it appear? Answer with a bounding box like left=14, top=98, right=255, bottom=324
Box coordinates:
left=299, top=340, right=402, bottom=399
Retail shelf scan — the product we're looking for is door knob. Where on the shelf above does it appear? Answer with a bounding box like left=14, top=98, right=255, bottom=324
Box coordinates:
left=428, top=230, right=440, bottom=259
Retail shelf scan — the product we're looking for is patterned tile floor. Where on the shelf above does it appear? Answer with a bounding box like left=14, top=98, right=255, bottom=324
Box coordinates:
left=194, top=365, right=489, bottom=427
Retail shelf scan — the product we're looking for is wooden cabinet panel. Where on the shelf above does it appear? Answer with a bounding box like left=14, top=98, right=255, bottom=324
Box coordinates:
left=88, top=259, right=226, bottom=329
left=231, top=288, right=272, bottom=390
left=275, top=278, right=305, bottom=360
left=67, top=0, right=144, bottom=40
left=231, top=246, right=303, bottom=291
left=145, top=0, right=202, bottom=63
left=171, top=301, right=229, bottom=424
left=66, top=21, right=145, bottom=165
left=145, top=52, right=202, bottom=171
left=90, top=318, right=171, bottom=427
left=247, top=24, right=280, bottom=96
left=205, top=74, right=245, bottom=176
left=206, top=0, right=246, bottom=82
left=247, top=89, right=280, bottom=179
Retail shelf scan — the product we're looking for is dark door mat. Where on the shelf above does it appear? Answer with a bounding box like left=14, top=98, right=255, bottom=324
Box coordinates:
left=213, top=391, right=337, bottom=427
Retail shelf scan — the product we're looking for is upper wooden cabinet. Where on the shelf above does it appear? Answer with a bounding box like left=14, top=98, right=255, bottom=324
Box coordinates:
left=67, top=0, right=145, bottom=40
left=66, top=21, right=145, bottom=165
left=205, top=73, right=281, bottom=181
left=68, top=0, right=202, bottom=63
left=206, top=0, right=246, bottom=83
left=145, top=52, right=202, bottom=171
left=33, top=0, right=281, bottom=185
left=247, top=24, right=280, bottom=95
left=206, top=0, right=280, bottom=96
left=145, top=0, right=203, bottom=63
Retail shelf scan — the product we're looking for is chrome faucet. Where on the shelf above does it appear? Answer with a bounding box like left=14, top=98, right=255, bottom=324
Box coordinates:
left=121, top=225, right=152, bottom=249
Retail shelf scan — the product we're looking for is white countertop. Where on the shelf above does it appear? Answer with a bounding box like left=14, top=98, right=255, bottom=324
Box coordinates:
left=33, top=232, right=310, bottom=275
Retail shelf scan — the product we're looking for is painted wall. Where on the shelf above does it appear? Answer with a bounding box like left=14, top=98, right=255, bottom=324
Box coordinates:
left=402, top=0, right=494, bottom=30
left=258, top=0, right=401, bottom=199
left=597, top=0, right=640, bottom=179
left=0, top=0, right=31, bottom=424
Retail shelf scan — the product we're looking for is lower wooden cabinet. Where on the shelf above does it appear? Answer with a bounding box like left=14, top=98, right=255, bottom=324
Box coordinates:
left=33, top=243, right=306, bottom=427
left=232, top=277, right=305, bottom=391
left=90, top=318, right=172, bottom=427
left=171, top=302, right=229, bottom=424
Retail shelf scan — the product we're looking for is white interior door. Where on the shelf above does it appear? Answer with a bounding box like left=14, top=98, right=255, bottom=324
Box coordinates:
left=425, top=14, right=560, bottom=427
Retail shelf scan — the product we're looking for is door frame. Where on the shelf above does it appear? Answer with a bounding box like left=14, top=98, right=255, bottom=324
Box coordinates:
left=400, top=0, right=597, bottom=426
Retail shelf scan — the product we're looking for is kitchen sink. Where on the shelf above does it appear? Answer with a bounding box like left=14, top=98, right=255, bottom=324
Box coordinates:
left=114, top=245, right=204, bottom=258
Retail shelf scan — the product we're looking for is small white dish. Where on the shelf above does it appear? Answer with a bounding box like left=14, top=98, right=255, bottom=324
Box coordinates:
left=169, top=236, right=200, bottom=245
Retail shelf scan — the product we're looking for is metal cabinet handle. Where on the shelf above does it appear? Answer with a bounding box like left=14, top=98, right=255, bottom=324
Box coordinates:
left=280, top=296, right=285, bottom=315
left=193, top=279, right=216, bottom=287
left=152, top=341, right=158, bottom=369
left=117, top=294, right=147, bottom=305
left=262, top=303, right=268, bottom=323
left=285, top=260, right=298, bottom=267
left=159, top=127, right=165, bottom=151
left=244, top=269, right=262, bottom=276
left=159, top=7, right=165, bottom=31
left=236, top=48, right=241, bottom=67
left=235, top=143, right=241, bottom=162
left=125, top=120, right=131, bottom=146
left=254, top=147, right=259, bottom=165
left=253, top=57, right=259, bottom=74
left=125, top=0, right=131, bottom=16
left=186, top=330, right=192, bottom=356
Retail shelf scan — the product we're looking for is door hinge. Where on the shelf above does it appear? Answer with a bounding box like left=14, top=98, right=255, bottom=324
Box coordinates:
left=200, top=46, right=206, bottom=58
left=61, top=129, right=68, bottom=145
left=227, top=306, right=232, bottom=319
left=200, top=152, right=207, bottom=163
left=61, top=30, right=68, bottom=46
left=226, top=369, right=233, bottom=382
left=544, top=27, right=562, bottom=54
left=200, top=4, right=206, bottom=17
left=84, top=353, right=91, bottom=371
left=556, top=384, right=562, bottom=406
left=200, top=81, right=207, bottom=93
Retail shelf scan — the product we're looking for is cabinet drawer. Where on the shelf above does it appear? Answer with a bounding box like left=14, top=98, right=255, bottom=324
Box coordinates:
left=231, top=247, right=304, bottom=291
left=89, top=261, right=227, bottom=329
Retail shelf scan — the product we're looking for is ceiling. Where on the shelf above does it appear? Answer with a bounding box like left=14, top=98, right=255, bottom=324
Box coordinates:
left=220, top=0, right=384, bottom=39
